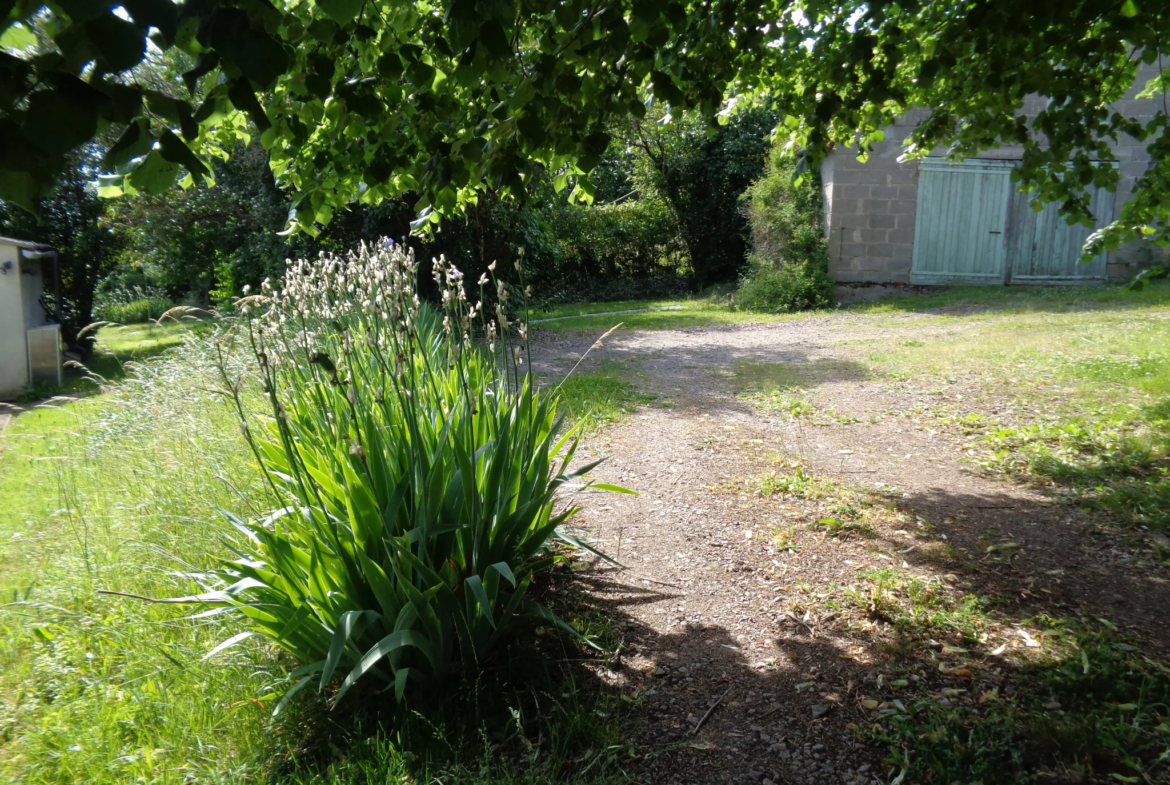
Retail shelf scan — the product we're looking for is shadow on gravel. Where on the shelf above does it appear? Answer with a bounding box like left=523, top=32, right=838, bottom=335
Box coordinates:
left=574, top=537, right=1170, bottom=785
left=569, top=566, right=888, bottom=785
left=885, top=486, right=1170, bottom=651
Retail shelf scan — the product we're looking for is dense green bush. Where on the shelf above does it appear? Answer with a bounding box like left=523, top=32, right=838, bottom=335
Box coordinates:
left=193, top=242, right=620, bottom=709
left=736, top=152, right=835, bottom=313
left=94, top=283, right=174, bottom=323
left=96, top=297, right=174, bottom=324
left=536, top=197, right=690, bottom=302
left=109, top=143, right=291, bottom=303
left=625, top=104, right=777, bottom=289
left=736, top=258, right=834, bottom=313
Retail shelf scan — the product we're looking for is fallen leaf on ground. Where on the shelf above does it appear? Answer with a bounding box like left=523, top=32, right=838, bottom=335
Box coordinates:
left=939, top=664, right=971, bottom=677
left=985, top=542, right=1020, bottom=553
left=686, top=741, right=718, bottom=751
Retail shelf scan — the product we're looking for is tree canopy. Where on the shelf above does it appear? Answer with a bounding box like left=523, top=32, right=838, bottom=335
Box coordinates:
left=0, top=0, right=1167, bottom=254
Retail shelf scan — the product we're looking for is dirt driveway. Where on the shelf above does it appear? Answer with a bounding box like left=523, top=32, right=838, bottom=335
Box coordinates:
left=531, top=316, right=1170, bottom=785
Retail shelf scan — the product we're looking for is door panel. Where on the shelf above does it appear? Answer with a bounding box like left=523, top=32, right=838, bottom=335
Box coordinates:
left=911, top=159, right=1014, bottom=284
left=1007, top=188, right=1114, bottom=282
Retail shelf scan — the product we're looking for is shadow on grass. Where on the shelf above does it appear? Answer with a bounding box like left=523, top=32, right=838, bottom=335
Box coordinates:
left=964, top=410, right=1170, bottom=534
left=860, top=483, right=1170, bottom=784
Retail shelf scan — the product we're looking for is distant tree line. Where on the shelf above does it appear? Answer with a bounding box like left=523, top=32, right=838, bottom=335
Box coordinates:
left=0, top=101, right=799, bottom=336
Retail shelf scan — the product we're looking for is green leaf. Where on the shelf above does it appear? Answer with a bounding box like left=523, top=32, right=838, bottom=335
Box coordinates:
left=202, top=631, right=256, bottom=660
left=316, top=0, right=364, bottom=26
left=95, top=80, right=142, bottom=124
left=104, top=117, right=152, bottom=169
left=273, top=662, right=325, bottom=717
left=201, top=8, right=288, bottom=88
left=120, top=0, right=178, bottom=44
left=127, top=149, right=181, bottom=194
left=22, top=88, right=98, bottom=155
left=1120, top=0, right=1139, bottom=16
left=0, top=169, right=44, bottom=215
left=0, top=22, right=36, bottom=50
left=53, top=0, right=111, bottom=25
left=182, top=52, right=219, bottom=95
left=228, top=78, right=271, bottom=132
left=320, top=609, right=380, bottom=687
left=465, top=575, right=496, bottom=629
left=96, top=173, right=125, bottom=197
left=588, top=482, right=637, bottom=495
left=87, top=12, right=146, bottom=71
left=568, top=177, right=595, bottom=205
left=478, top=19, right=510, bottom=59
left=144, top=90, right=189, bottom=126
left=307, top=18, right=339, bottom=43
left=488, top=562, right=516, bottom=588
left=334, top=630, right=436, bottom=704
left=158, top=129, right=209, bottom=180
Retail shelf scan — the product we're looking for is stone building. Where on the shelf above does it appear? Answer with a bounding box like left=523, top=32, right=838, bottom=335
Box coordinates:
left=820, top=65, right=1162, bottom=286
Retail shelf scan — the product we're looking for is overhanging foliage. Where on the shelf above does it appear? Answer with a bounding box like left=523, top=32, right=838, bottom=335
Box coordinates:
left=1, top=0, right=1169, bottom=257
left=0, top=0, right=763, bottom=235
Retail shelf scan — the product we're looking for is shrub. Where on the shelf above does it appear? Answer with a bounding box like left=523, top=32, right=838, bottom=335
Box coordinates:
left=619, top=103, right=778, bottom=289
left=189, top=242, right=621, bottom=711
left=94, top=283, right=174, bottom=324
left=736, top=258, right=834, bottom=313
left=536, top=197, right=691, bottom=302
left=735, top=152, right=835, bottom=313
left=96, top=296, right=175, bottom=324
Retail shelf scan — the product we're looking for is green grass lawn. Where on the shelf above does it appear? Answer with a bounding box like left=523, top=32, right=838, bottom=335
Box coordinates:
left=852, top=280, right=1170, bottom=532
left=7, top=282, right=1170, bottom=783
left=549, top=359, right=658, bottom=431
left=530, top=294, right=806, bottom=331
left=0, top=322, right=631, bottom=785
left=853, top=279, right=1170, bottom=316
left=529, top=280, right=1170, bottom=333
left=73, top=321, right=206, bottom=392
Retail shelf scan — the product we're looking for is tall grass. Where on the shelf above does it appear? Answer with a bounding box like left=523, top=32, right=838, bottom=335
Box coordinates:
left=0, top=244, right=633, bottom=783
left=94, top=284, right=174, bottom=324
left=0, top=332, right=276, bottom=783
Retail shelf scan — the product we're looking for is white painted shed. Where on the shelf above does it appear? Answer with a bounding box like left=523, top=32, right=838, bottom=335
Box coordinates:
left=0, top=236, right=60, bottom=400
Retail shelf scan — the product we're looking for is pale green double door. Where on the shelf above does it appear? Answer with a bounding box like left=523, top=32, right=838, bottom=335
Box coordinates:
left=910, top=158, right=1115, bottom=285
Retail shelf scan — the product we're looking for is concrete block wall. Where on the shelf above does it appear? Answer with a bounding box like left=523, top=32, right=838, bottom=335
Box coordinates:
left=822, top=62, right=1162, bottom=285
left=821, top=116, right=923, bottom=283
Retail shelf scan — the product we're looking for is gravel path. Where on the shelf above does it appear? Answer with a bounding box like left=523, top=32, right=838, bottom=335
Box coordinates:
left=531, top=316, right=1170, bottom=785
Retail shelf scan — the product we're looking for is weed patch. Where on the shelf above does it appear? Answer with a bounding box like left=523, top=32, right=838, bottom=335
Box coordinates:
left=754, top=465, right=893, bottom=537
left=555, top=360, right=656, bottom=431
left=862, top=622, right=1170, bottom=784
left=740, top=387, right=812, bottom=417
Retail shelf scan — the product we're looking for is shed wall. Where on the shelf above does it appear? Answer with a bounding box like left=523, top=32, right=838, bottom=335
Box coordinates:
left=0, top=242, right=29, bottom=398
left=822, top=63, right=1164, bottom=285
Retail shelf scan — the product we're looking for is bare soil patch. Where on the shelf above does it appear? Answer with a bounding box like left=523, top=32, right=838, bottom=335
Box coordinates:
left=531, top=317, right=1170, bottom=785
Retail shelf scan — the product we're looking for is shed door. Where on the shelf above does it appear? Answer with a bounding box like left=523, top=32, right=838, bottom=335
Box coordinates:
left=911, top=158, right=1116, bottom=285
left=910, top=159, right=1015, bottom=284
left=1005, top=187, right=1115, bottom=283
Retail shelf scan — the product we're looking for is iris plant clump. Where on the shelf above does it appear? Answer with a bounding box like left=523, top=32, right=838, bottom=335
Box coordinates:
left=181, top=241, right=622, bottom=712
